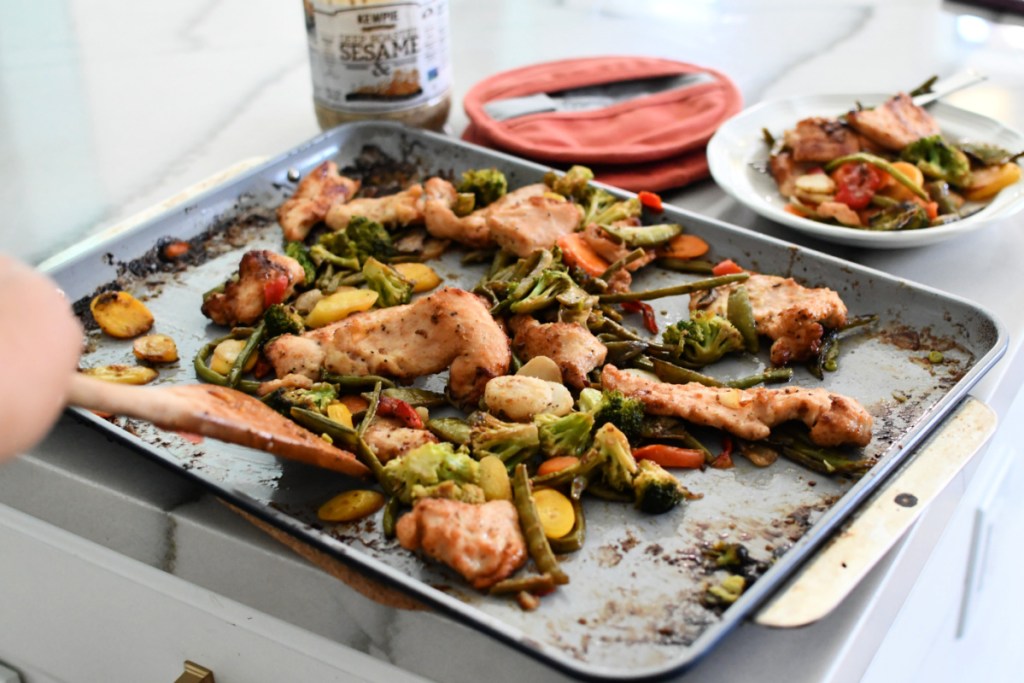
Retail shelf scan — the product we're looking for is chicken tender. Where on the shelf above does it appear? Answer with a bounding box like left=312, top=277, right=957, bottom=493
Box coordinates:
left=422, top=177, right=494, bottom=248
left=846, top=92, right=941, bottom=151
left=264, top=288, right=510, bottom=407
left=363, top=416, right=438, bottom=463
left=201, top=250, right=306, bottom=327
left=784, top=117, right=864, bottom=163
left=602, top=365, right=872, bottom=447
left=692, top=273, right=848, bottom=366
left=486, top=184, right=583, bottom=257
left=325, top=183, right=425, bottom=231
left=277, top=161, right=361, bottom=242
left=510, top=315, right=607, bottom=389
left=396, top=498, right=527, bottom=590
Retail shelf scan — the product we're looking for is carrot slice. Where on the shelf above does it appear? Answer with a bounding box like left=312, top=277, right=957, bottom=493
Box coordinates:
left=536, top=456, right=580, bottom=477
left=711, top=258, right=744, bottom=276
left=557, top=232, right=610, bottom=277
left=632, top=444, right=705, bottom=469
left=657, top=233, right=710, bottom=260
left=637, top=190, right=664, bottom=212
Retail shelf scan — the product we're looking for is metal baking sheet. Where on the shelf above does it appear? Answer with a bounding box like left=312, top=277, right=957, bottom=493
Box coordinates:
left=47, top=122, right=1006, bottom=681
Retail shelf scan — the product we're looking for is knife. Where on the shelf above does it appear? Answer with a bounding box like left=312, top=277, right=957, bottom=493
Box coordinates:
left=483, top=72, right=717, bottom=122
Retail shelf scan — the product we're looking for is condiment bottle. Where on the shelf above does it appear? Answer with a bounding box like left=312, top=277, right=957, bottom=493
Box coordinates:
left=302, top=0, right=452, bottom=131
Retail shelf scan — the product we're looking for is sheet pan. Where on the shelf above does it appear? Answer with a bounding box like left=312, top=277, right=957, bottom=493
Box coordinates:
left=47, top=122, right=1006, bottom=680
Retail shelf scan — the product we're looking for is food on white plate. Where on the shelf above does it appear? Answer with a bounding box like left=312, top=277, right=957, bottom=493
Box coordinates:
left=182, top=160, right=882, bottom=606
left=766, top=90, right=1022, bottom=230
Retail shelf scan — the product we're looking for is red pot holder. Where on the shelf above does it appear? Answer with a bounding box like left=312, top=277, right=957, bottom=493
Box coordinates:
left=462, top=56, right=742, bottom=192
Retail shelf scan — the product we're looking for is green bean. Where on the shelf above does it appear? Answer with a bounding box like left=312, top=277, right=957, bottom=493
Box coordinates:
left=824, top=153, right=929, bottom=200
left=513, top=464, right=569, bottom=585
left=290, top=407, right=394, bottom=492
left=650, top=358, right=725, bottom=387
left=488, top=573, right=557, bottom=596
left=379, top=387, right=448, bottom=408
left=766, top=425, right=872, bottom=477
left=358, top=381, right=384, bottom=438
left=382, top=495, right=401, bottom=540
left=192, top=334, right=260, bottom=393
left=598, top=273, right=748, bottom=303
left=727, top=285, right=759, bottom=354
left=425, top=417, right=471, bottom=445
left=321, top=372, right=396, bottom=390
left=603, top=340, right=649, bottom=366
left=227, top=321, right=266, bottom=388
left=599, top=248, right=647, bottom=281
left=656, top=258, right=715, bottom=275
left=727, top=368, right=793, bottom=389
left=548, top=497, right=586, bottom=554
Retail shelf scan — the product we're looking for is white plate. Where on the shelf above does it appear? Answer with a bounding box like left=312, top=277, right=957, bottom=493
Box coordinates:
left=707, top=93, right=1024, bottom=249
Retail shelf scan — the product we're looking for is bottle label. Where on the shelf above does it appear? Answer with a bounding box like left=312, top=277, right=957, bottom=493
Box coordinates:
left=305, top=0, right=451, bottom=114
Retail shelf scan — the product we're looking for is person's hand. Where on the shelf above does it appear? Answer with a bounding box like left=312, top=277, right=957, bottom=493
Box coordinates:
left=0, top=254, right=83, bottom=460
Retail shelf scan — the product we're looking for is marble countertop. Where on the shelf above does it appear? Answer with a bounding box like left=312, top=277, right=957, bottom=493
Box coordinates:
left=2, top=1, right=1024, bottom=681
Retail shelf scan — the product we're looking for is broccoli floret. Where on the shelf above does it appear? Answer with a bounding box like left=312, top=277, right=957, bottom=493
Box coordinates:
left=901, top=135, right=972, bottom=187
left=578, top=388, right=645, bottom=442
left=508, top=270, right=575, bottom=315
left=663, top=311, right=745, bottom=367
left=535, top=412, right=594, bottom=459
left=362, top=257, right=413, bottom=307
left=346, top=216, right=395, bottom=261
left=264, top=382, right=337, bottom=415
left=632, top=460, right=685, bottom=514
left=867, top=200, right=931, bottom=231
left=544, top=165, right=595, bottom=200
left=584, top=422, right=638, bottom=492
left=590, top=197, right=642, bottom=227
left=468, top=411, right=540, bottom=467
left=284, top=241, right=316, bottom=284
left=263, top=303, right=305, bottom=338
left=311, top=232, right=361, bottom=271
left=457, top=168, right=508, bottom=208
left=382, top=441, right=482, bottom=505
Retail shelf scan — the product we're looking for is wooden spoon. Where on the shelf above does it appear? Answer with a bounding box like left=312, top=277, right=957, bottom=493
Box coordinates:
left=67, top=373, right=370, bottom=478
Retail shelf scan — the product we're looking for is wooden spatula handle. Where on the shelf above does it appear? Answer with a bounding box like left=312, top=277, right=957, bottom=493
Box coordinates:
left=66, top=373, right=183, bottom=424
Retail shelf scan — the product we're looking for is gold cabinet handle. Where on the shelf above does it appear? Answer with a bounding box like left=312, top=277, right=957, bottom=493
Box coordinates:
left=175, top=661, right=215, bottom=683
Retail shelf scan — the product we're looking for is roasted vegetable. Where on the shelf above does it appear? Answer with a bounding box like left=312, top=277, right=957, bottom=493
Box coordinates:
left=284, top=241, right=317, bottom=284
left=631, top=459, right=686, bottom=514
left=867, top=200, right=930, bottom=231
left=392, top=262, right=443, bottom=293
left=79, top=365, right=158, bottom=385
left=90, top=291, right=154, bottom=339
left=263, top=303, right=305, bottom=338
left=468, top=411, right=541, bottom=467
left=208, top=338, right=258, bottom=376
left=544, top=165, right=595, bottom=201
left=304, top=287, right=378, bottom=328
left=457, top=168, right=508, bottom=207
left=132, top=334, right=179, bottom=364
left=382, top=441, right=482, bottom=505
left=317, top=489, right=386, bottom=522
left=535, top=411, right=595, bottom=459
left=963, top=162, right=1022, bottom=201
left=264, top=382, right=338, bottom=416
left=532, top=487, right=576, bottom=538
left=901, top=135, right=972, bottom=187
left=362, top=257, right=413, bottom=307
left=346, top=215, right=396, bottom=260
left=599, top=222, right=683, bottom=247
left=578, top=387, right=645, bottom=442
left=662, top=310, right=745, bottom=367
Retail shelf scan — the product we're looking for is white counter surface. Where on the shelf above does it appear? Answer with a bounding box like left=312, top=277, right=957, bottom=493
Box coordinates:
left=2, top=1, right=1024, bottom=681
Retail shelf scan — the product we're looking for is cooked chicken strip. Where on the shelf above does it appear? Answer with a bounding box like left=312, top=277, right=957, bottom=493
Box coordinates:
left=277, top=161, right=361, bottom=242
left=846, top=92, right=941, bottom=151
left=422, top=177, right=494, bottom=248
left=363, top=416, right=437, bottom=463
left=509, top=315, right=607, bottom=389
left=264, top=288, right=510, bottom=407
left=201, top=250, right=306, bottom=327
left=784, top=117, right=864, bottom=163
left=396, top=498, right=527, bottom=590
left=485, top=184, right=583, bottom=257
left=325, top=183, right=425, bottom=231
left=691, top=273, right=848, bottom=366
left=602, top=365, right=872, bottom=447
